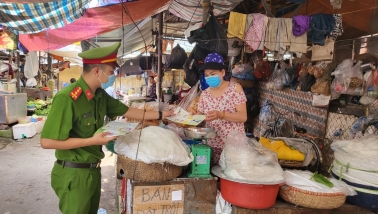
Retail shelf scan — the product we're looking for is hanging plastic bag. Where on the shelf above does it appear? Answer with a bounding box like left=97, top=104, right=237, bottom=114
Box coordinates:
left=331, top=60, right=364, bottom=96
left=188, top=13, right=228, bottom=58
left=282, top=64, right=299, bottom=86
left=232, top=63, right=253, bottom=75
left=366, top=69, right=378, bottom=98
left=183, top=45, right=210, bottom=87
left=168, top=44, right=188, bottom=69
left=267, top=63, right=284, bottom=90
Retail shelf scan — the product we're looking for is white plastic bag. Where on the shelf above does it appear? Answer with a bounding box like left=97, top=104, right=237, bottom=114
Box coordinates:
left=331, top=134, right=378, bottom=171
left=284, top=170, right=356, bottom=196
left=216, top=191, right=232, bottom=214
left=266, top=63, right=284, bottom=90
left=219, top=131, right=284, bottom=183
left=114, top=126, right=194, bottom=166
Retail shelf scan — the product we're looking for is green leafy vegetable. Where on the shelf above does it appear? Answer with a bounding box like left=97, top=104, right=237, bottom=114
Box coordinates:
left=311, top=172, right=334, bottom=188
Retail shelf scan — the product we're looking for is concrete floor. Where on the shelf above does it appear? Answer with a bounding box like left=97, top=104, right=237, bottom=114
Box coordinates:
left=0, top=135, right=118, bottom=214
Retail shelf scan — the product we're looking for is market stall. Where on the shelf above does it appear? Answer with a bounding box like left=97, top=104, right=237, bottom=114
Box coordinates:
left=2, top=0, right=378, bottom=213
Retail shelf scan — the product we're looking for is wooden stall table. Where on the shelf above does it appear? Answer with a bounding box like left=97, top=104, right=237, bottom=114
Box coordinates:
left=232, top=199, right=373, bottom=214
left=21, top=88, right=53, bottom=100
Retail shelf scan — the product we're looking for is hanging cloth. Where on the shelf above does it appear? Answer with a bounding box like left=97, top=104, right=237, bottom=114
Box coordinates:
left=329, top=14, right=343, bottom=40
left=257, top=15, right=269, bottom=51
left=290, top=32, right=308, bottom=54
left=264, top=18, right=280, bottom=51
left=227, top=11, right=247, bottom=40
left=24, top=52, right=39, bottom=79
left=245, top=14, right=267, bottom=52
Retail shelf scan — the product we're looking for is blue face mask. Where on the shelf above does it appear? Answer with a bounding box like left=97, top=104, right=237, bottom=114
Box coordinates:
left=99, top=69, right=116, bottom=89
left=205, top=75, right=222, bottom=88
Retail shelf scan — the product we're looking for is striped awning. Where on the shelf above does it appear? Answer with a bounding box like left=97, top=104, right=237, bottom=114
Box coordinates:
left=169, top=0, right=243, bottom=22
left=0, top=0, right=90, bottom=34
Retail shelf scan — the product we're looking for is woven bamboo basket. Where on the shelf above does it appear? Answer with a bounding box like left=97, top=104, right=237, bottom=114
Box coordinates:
left=278, top=159, right=304, bottom=168
left=116, top=155, right=182, bottom=182
left=279, top=185, right=346, bottom=209
left=230, top=76, right=255, bottom=88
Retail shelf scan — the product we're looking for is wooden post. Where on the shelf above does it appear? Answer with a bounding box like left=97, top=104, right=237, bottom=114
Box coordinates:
left=157, top=12, right=163, bottom=101
left=16, top=52, right=21, bottom=93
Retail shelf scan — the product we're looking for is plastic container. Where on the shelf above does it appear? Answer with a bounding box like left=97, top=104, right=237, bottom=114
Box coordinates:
left=18, top=116, right=30, bottom=124
left=219, top=178, right=282, bottom=209
left=12, top=122, right=37, bottom=139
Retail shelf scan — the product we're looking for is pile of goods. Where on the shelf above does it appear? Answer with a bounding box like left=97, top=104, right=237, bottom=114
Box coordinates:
left=280, top=170, right=356, bottom=209
left=114, top=126, right=193, bottom=182
left=27, top=98, right=52, bottom=116
left=47, top=79, right=55, bottom=91
left=330, top=135, right=378, bottom=211
left=259, top=137, right=316, bottom=167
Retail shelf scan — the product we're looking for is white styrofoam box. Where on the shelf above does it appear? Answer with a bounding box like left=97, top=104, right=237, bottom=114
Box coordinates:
left=12, top=122, right=37, bottom=139
left=35, top=120, right=46, bottom=134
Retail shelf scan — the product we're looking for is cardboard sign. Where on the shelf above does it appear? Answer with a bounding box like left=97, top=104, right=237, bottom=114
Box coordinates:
left=133, top=184, right=185, bottom=214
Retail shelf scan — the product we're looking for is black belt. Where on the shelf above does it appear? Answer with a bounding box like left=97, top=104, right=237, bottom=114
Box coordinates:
left=56, top=160, right=101, bottom=169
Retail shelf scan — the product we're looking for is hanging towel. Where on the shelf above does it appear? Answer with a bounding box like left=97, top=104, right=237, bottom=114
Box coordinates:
left=290, top=32, right=308, bottom=53
left=245, top=13, right=266, bottom=52
left=227, top=11, right=247, bottom=40
left=264, top=18, right=280, bottom=51
left=257, top=15, right=269, bottom=50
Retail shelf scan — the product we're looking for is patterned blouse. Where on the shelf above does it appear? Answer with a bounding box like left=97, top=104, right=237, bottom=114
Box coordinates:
left=198, top=82, right=247, bottom=166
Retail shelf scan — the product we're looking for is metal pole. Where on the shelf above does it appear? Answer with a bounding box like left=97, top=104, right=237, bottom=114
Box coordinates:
left=16, top=52, right=21, bottom=93
left=47, top=53, right=52, bottom=81
left=202, top=0, right=211, bottom=24
left=157, top=12, right=163, bottom=101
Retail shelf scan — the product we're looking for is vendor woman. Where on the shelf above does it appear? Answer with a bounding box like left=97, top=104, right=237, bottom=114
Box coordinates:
left=196, top=52, right=247, bottom=167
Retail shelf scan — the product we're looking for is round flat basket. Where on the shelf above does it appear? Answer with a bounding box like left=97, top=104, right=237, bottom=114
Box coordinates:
left=278, top=160, right=304, bottom=168
left=117, top=155, right=182, bottom=182
left=279, top=185, right=346, bottom=209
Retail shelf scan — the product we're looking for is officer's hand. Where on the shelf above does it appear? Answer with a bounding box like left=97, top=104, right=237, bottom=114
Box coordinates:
left=162, top=110, right=174, bottom=120
left=91, top=132, right=118, bottom=145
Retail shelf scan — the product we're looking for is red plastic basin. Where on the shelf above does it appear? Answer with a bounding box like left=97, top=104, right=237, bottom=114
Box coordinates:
left=220, top=177, right=282, bottom=209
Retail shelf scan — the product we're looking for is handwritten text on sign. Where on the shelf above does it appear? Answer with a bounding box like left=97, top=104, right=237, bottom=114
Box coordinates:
left=133, top=184, right=185, bottom=214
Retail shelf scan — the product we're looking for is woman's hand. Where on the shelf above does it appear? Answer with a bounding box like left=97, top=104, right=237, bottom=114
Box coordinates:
left=205, top=110, right=222, bottom=122
left=162, top=110, right=174, bottom=120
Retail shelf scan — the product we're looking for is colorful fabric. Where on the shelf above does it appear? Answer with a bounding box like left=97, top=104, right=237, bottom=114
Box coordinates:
left=227, top=11, right=247, bottom=39
left=19, top=0, right=170, bottom=51
left=197, top=82, right=247, bottom=166
left=0, top=0, right=90, bottom=34
left=169, top=0, right=243, bottom=22
left=245, top=13, right=266, bottom=52
left=292, top=15, right=310, bottom=36
left=330, top=14, right=343, bottom=40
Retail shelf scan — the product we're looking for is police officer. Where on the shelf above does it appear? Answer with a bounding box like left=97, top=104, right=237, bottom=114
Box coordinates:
left=40, top=42, right=172, bottom=214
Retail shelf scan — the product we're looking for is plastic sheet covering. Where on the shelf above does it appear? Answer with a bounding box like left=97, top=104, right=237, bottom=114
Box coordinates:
left=24, top=52, right=39, bottom=79
left=331, top=134, right=378, bottom=171
left=219, top=131, right=284, bottom=183
left=331, top=159, right=378, bottom=187
left=114, top=126, right=194, bottom=166
left=284, top=170, right=356, bottom=196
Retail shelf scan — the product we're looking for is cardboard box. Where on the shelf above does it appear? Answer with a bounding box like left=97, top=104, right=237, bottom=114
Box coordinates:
left=12, top=122, right=36, bottom=139
left=133, top=184, right=185, bottom=214
left=122, top=178, right=217, bottom=214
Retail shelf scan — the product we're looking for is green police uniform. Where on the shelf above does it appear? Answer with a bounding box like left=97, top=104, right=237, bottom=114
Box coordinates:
left=41, top=43, right=127, bottom=214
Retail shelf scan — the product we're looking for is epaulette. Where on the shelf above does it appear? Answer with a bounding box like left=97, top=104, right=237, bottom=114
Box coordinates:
left=69, top=86, right=83, bottom=100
